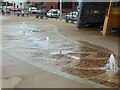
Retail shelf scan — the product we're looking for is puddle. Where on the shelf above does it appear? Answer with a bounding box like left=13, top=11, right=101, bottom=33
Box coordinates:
left=0, top=16, right=9, bottom=20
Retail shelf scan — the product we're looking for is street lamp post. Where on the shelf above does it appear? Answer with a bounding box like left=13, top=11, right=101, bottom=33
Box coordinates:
left=2, top=2, right=4, bottom=15
left=13, top=2, right=15, bottom=15
left=20, top=3, right=22, bottom=10
left=60, top=0, right=62, bottom=21
left=6, top=2, right=7, bottom=14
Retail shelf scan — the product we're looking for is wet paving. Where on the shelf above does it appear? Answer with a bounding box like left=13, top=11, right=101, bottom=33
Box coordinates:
left=2, top=22, right=120, bottom=88
left=0, top=16, right=9, bottom=20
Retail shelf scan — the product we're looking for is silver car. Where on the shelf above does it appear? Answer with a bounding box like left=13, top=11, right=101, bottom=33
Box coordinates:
left=47, top=9, right=60, bottom=18
left=65, top=11, right=78, bottom=21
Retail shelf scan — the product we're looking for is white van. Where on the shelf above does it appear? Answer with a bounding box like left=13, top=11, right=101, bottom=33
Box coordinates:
left=47, top=9, right=60, bottom=18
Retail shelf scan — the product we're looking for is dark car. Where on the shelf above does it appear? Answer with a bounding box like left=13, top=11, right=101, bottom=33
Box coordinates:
left=36, top=10, right=47, bottom=19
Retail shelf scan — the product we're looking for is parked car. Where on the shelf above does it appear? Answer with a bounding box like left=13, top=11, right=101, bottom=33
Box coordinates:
left=31, top=9, right=38, bottom=14
left=16, top=11, right=21, bottom=16
left=30, top=7, right=38, bottom=14
left=36, top=10, right=47, bottom=19
left=37, top=10, right=42, bottom=14
left=9, top=8, right=21, bottom=12
left=65, top=11, right=79, bottom=21
left=47, top=9, right=60, bottom=18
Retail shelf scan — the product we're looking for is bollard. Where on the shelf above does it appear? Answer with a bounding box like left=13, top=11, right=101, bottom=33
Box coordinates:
left=65, top=19, right=68, bottom=23
left=26, top=14, right=29, bottom=17
left=51, top=15, right=52, bottom=19
left=22, top=13, right=24, bottom=17
left=40, top=15, right=43, bottom=19
left=46, top=16, right=48, bottom=19
left=59, top=49, right=62, bottom=58
left=56, top=12, right=57, bottom=20
left=71, top=19, right=74, bottom=23
left=65, top=13, right=68, bottom=22
left=36, top=15, right=38, bottom=18
left=17, top=13, right=20, bottom=16
left=2, top=12, right=5, bottom=15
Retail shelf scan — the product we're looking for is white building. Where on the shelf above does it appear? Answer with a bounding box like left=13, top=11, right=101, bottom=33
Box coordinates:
left=3, top=0, right=27, bottom=9
left=14, top=2, right=27, bottom=9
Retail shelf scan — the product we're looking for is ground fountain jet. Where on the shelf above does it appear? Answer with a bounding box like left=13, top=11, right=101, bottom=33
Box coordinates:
left=59, top=48, right=62, bottom=58
left=22, top=22, right=25, bottom=25
left=44, top=37, right=50, bottom=54
left=105, top=54, right=118, bottom=71
left=104, top=54, right=118, bottom=81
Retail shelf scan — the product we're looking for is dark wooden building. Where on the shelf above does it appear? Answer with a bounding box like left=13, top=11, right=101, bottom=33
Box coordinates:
left=77, top=2, right=109, bottom=28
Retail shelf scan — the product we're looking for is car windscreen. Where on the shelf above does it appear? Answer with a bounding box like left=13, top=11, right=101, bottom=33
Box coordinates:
left=52, top=11, right=58, bottom=14
left=69, top=12, right=78, bottom=15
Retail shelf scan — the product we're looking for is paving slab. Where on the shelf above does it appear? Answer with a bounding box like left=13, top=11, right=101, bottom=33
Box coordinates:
left=2, top=52, right=101, bottom=88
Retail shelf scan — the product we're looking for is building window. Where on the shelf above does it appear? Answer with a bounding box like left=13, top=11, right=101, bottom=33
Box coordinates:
left=113, top=2, right=120, bottom=7
left=58, top=2, right=72, bottom=9
left=63, top=2, right=72, bottom=9
left=17, top=5, right=18, bottom=8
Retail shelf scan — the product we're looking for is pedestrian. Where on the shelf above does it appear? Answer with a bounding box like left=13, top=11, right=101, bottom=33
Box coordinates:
left=22, top=10, right=24, bottom=17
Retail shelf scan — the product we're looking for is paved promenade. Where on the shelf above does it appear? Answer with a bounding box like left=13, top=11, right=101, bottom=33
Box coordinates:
left=1, top=15, right=119, bottom=88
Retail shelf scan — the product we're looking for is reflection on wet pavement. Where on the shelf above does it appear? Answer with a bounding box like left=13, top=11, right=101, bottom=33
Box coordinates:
left=2, top=22, right=119, bottom=88
left=0, top=16, right=9, bottom=20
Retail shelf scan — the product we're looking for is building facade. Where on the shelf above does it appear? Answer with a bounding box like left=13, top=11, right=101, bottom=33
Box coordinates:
left=2, top=0, right=27, bottom=9
left=31, top=0, right=77, bottom=13
left=14, top=2, right=27, bottom=9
